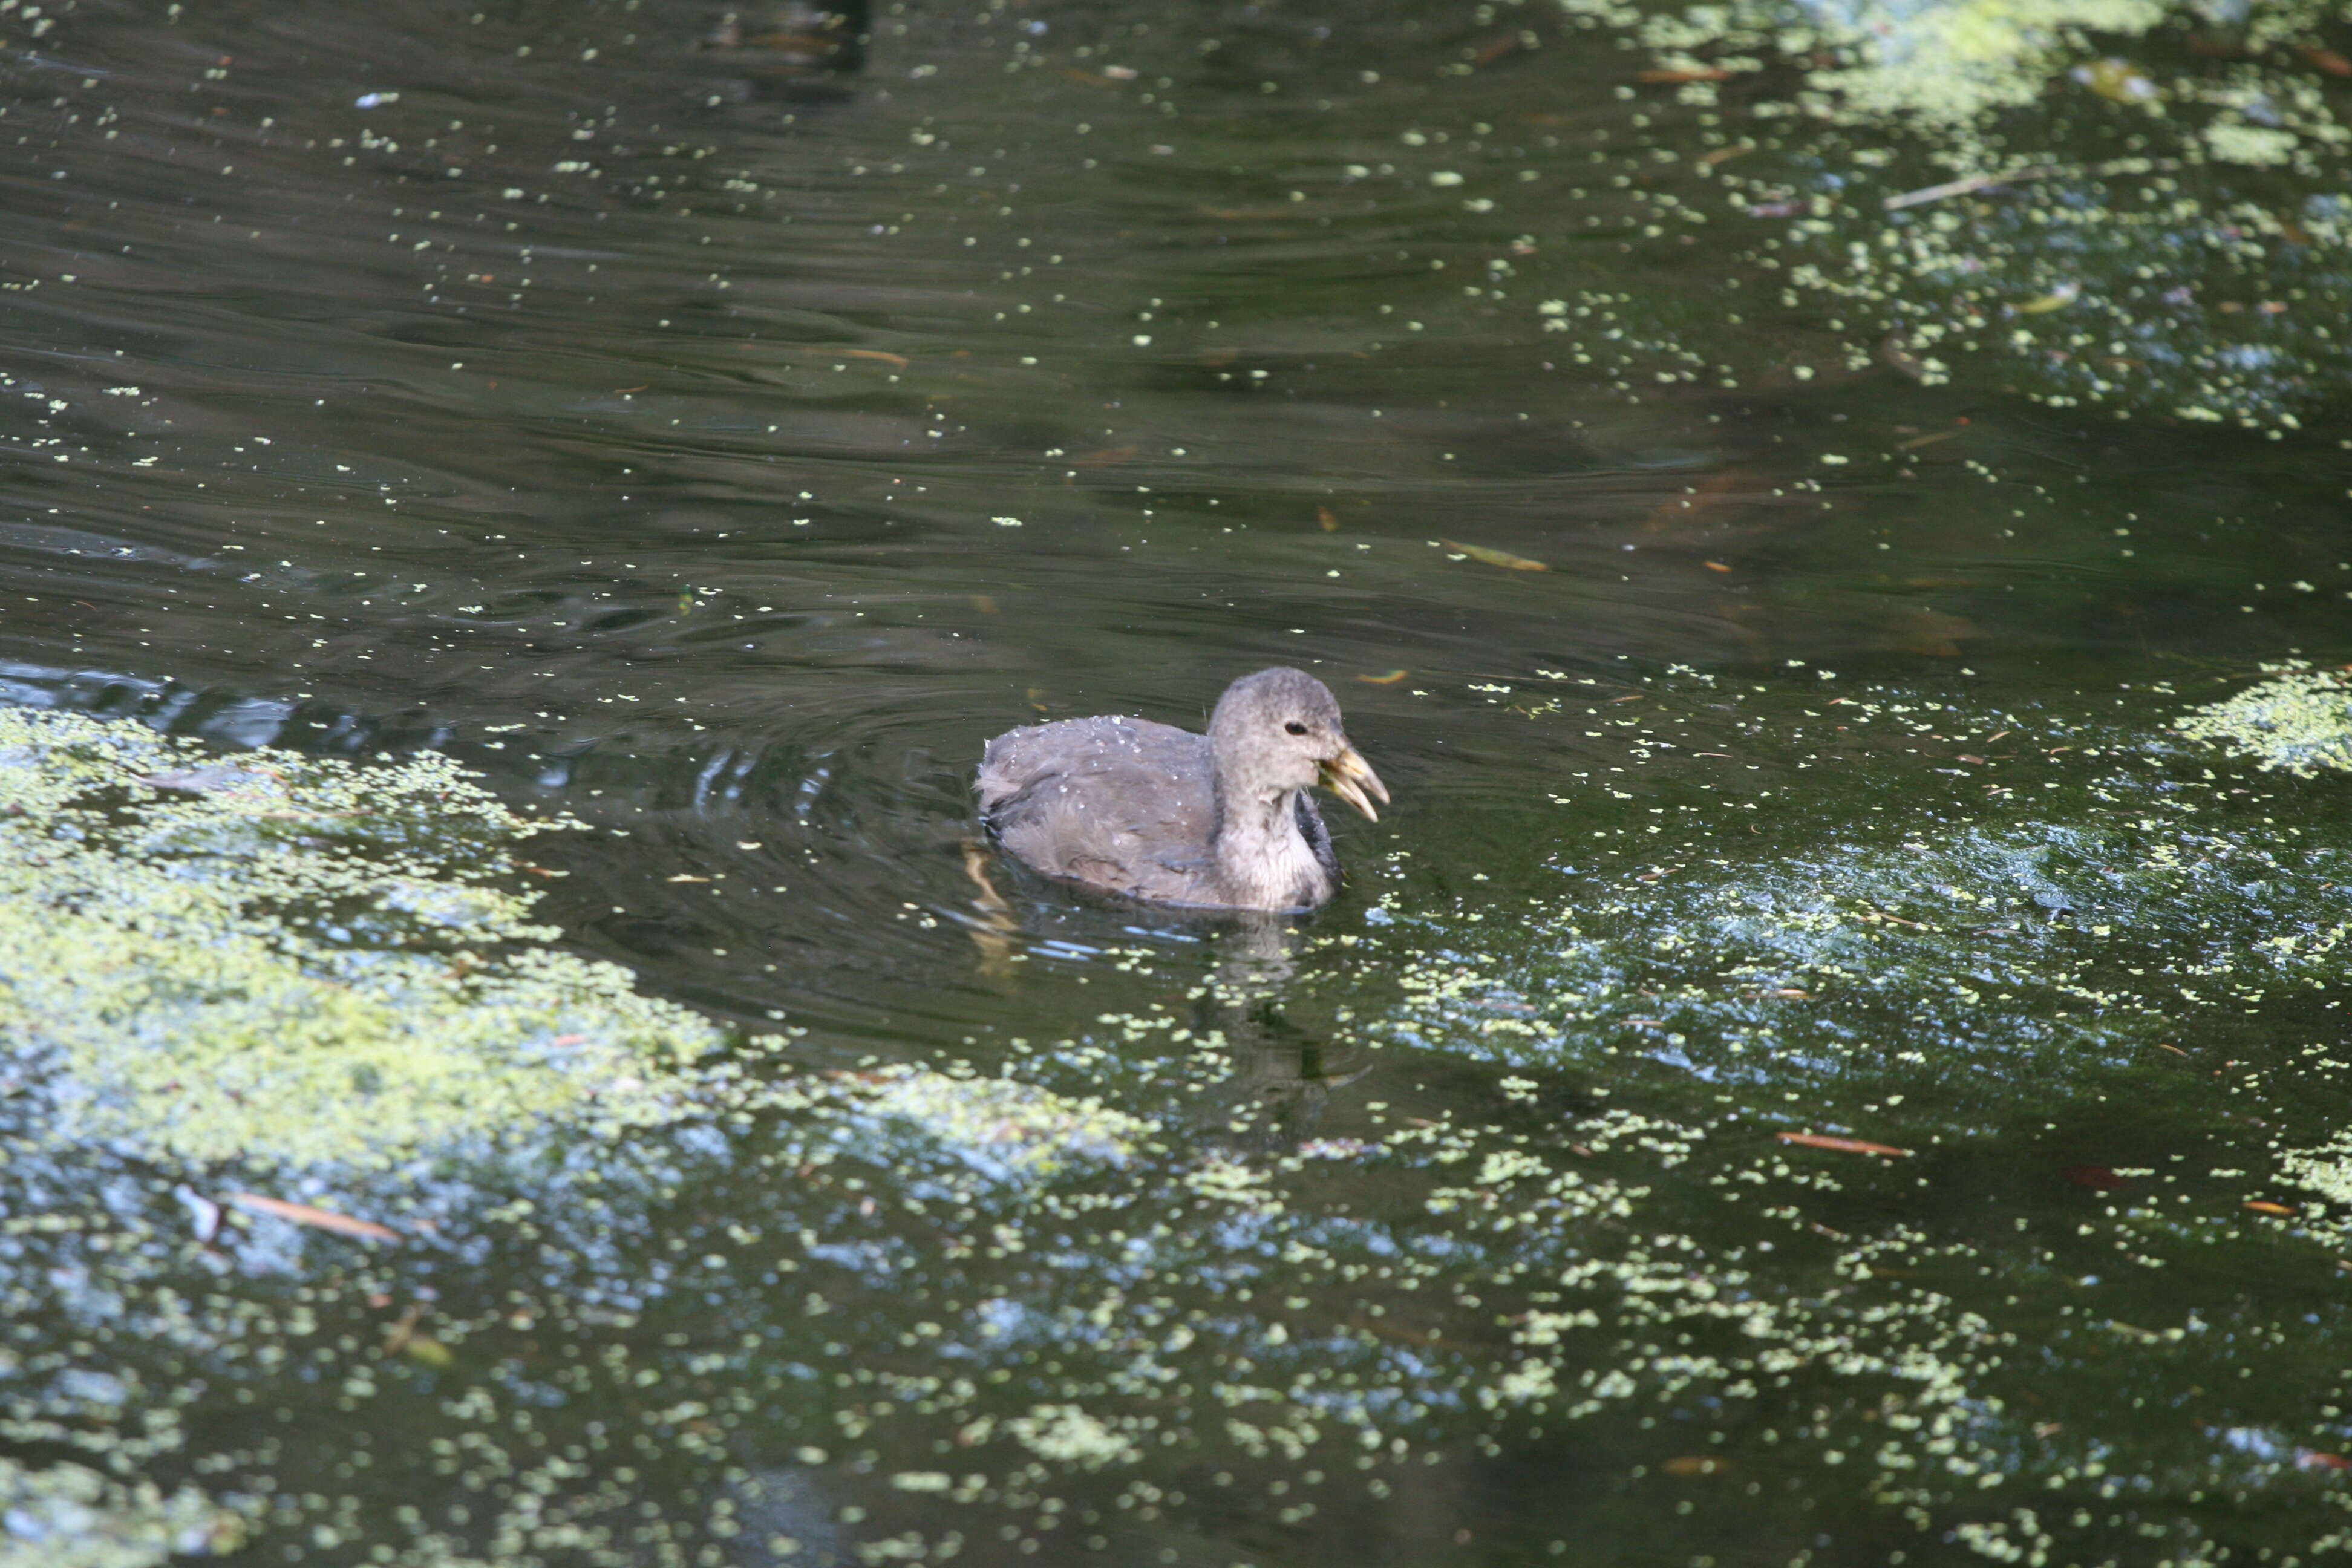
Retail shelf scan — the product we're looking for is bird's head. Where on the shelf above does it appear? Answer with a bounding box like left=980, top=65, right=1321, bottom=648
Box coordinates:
left=1207, top=667, right=1390, bottom=820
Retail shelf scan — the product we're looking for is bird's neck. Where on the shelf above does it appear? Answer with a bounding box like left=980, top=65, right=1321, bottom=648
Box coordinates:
left=1209, top=780, right=1328, bottom=911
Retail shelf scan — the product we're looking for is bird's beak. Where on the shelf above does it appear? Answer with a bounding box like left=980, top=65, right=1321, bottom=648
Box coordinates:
left=1319, top=745, right=1390, bottom=822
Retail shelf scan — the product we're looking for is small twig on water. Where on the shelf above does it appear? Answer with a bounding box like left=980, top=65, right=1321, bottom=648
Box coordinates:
left=1883, top=166, right=2071, bottom=211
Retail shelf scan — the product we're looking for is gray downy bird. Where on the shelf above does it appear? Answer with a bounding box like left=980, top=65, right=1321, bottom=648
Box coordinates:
left=975, top=667, right=1390, bottom=912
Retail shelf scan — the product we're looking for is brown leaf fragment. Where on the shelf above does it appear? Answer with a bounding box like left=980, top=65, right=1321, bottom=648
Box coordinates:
left=1346, top=1315, right=1438, bottom=1345
left=225, top=1192, right=400, bottom=1242
left=1440, top=539, right=1547, bottom=570
left=1660, top=1456, right=1731, bottom=1475
left=1777, top=1131, right=1912, bottom=1157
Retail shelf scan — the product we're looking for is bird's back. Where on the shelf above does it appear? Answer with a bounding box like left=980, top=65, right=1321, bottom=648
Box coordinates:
left=976, top=714, right=1226, bottom=904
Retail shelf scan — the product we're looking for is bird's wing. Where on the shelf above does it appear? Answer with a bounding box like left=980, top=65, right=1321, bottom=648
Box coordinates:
left=1292, top=791, right=1339, bottom=884
left=977, top=716, right=1220, bottom=901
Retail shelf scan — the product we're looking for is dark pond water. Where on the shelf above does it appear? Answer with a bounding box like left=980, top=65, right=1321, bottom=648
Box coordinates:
left=10, top=0, right=2352, bottom=1564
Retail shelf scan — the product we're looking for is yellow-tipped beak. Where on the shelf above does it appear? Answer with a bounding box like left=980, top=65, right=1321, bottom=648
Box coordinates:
left=1319, top=746, right=1390, bottom=822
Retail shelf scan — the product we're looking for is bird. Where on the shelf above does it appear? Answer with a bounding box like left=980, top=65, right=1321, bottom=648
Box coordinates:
left=975, top=667, right=1389, bottom=912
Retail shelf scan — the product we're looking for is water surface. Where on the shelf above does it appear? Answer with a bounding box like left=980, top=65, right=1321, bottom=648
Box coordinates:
left=8, top=1, right=2352, bottom=1564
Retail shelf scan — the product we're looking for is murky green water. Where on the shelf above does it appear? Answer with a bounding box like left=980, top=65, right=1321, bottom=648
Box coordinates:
left=9, top=1, right=2352, bottom=1564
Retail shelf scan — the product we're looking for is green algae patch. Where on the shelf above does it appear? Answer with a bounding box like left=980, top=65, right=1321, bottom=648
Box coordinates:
left=0, top=706, right=722, bottom=1168
left=0, top=1457, right=244, bottom=1568
left=2175, top=662, right=2352, bottom=775
left=1507, top=0, right=2352, bottom=426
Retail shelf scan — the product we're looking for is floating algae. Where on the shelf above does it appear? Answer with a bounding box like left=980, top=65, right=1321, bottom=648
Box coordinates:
left=2175, top=662, right=2352, bottom=775
left=0, top=705, right=716, bottom=1169
left=0, top=1457, right=243, bottom=1568
left=1529, top=0, right=2352, bottom=426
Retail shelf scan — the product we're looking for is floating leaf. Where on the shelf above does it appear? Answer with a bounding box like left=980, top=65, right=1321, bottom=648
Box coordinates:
left=1777, top=1132, right=1911, bottom=1157
left=224, top=1192, right=399, bottom=1242
left=1660, top=1456, right=1732, bottom=1475
left=1359, top=670, right=1409, bottom=685
left=2013, top=281, right=2082, bottom=315
left=841, top=349, right=909, bottom=367
left=1440, top=539, right=1547, bottom=572
left=1317, top=506, right=1339, bottom=531
left=1895, top=429, right=1965, bottom=451
left=2071, top=58, right=2158, bottom=103
left=402, top=1336, right=457, bottom=1369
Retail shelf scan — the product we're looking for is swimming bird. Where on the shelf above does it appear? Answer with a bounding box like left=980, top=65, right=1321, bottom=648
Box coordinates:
left=976, top=667, right=1389, bottom=912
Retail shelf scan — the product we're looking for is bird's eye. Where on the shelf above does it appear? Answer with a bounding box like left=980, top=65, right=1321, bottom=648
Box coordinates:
left=1284, top=720, right=1308, bottom=736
